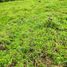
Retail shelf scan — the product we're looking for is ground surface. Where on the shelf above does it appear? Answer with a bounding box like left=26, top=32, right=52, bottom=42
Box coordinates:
left=0, top=0, right=67, bottom=67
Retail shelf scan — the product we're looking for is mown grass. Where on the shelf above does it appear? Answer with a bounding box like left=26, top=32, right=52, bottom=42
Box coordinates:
left=0, top=0, right=67, bottom=67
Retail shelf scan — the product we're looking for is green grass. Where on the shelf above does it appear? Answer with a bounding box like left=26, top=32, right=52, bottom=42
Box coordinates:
left=0, top=0, right=67, bottom=67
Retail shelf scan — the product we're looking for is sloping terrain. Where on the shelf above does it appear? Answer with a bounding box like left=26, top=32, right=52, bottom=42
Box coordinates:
left=0, top=0, right=67, bottom=67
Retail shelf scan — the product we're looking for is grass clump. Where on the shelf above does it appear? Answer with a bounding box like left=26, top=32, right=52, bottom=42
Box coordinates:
left=0, top=0, right=67, bottom=67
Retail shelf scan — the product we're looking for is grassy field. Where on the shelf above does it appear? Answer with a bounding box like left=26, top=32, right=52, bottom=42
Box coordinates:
left=0, top=0, right=67, bottom=67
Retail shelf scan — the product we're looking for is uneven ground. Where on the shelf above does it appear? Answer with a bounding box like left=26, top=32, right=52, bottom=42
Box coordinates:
left=0, top=0, right=67, bottom=67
